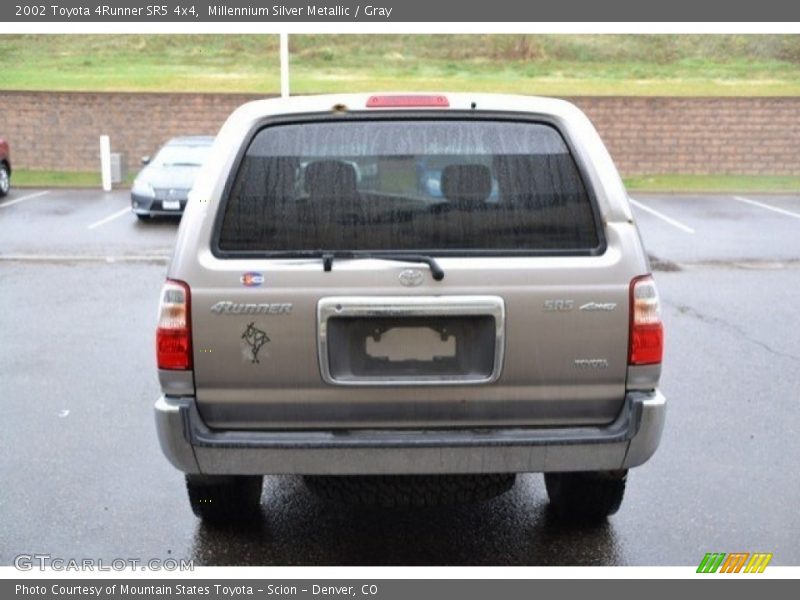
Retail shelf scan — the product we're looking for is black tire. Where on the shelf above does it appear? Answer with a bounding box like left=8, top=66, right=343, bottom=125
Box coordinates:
left=544, top=470, right=627, bottom=523
left=304, top=473, right=515, bottom=508
left=135, top=213, right=150, bottom=221
left=185, top=474, right=263, bottom=523
left=0, top=163, right=10, bottom=198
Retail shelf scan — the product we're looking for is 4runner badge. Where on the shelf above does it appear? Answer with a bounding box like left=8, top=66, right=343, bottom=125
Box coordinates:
left=242, top=322, right=269, bottom=364
left=211, top=301, right=293, bottom=315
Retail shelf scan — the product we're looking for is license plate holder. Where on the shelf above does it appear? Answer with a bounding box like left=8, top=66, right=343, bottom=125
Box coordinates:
left=162, top=200, right=180, bottom=210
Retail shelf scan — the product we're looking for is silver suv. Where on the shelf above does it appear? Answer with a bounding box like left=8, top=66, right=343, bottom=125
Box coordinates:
left=154, top=93, right=665, bottom=523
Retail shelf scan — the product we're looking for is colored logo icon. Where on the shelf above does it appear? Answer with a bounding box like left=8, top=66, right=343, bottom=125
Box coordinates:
left=697, top=552, right=773, bottom=573
left=240, top=272, right=265, bottom=287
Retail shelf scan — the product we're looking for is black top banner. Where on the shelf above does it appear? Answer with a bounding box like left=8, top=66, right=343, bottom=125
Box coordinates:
left=3, top=0, right=800, bottom=22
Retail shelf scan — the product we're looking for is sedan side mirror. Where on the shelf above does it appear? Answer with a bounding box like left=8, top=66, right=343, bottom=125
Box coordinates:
left=141, top=155, right=151, bottom=165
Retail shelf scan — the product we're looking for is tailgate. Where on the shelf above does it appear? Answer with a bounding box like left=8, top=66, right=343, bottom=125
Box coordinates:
left=190, top=257, right=631, bottom=430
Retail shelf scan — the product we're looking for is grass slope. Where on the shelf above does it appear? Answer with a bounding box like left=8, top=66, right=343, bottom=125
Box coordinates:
left=1, top=34, right=799, bottom=96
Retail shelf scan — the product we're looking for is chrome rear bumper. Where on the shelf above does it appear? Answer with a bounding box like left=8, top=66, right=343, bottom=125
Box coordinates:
left=155, top=390, right=665, bottom=475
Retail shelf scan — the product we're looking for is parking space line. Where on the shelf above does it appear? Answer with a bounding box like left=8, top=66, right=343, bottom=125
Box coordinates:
left=87, top=207, right=130, bottom=230
left=629, top=198, right=696, bottom=234
left=733, top=196, right=800, bottom=220
left=0, top=190, right=49, bottom=208
left=0, top=254, right=169, bottom=263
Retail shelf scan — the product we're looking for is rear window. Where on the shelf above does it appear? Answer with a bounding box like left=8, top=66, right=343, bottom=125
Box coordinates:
left=217, top=119, right=602, bottom=254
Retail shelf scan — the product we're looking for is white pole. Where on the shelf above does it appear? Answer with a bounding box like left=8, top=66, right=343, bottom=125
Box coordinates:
left=280, top=32, right=290, bottom=98
left=99, top=135, right=112, bottom=192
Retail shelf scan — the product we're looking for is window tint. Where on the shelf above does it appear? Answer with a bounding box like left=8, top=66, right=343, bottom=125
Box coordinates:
left=218, top=119, right=601, bottom=254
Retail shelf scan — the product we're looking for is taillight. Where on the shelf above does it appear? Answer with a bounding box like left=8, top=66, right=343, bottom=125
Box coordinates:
left=156, top=279, right=192, bottom=370
left=629, top=275, right=663, bottom=365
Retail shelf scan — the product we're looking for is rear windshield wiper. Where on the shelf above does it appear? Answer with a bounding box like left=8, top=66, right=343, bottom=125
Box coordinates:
left=321, top=251, right=445, bottom=281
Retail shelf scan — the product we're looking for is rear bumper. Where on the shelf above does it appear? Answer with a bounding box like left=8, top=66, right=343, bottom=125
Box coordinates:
left=154, top=390, right=665, bottom=475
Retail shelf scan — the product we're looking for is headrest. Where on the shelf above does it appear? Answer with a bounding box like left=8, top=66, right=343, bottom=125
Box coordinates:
left=264, top=157, right=298, bottom=199
left=304, top=160, right=358, bottom=198
left=441, top=164, right=492, bottom=205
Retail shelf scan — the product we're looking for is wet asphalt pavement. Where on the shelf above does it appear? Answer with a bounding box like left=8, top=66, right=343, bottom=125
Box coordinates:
left=1, top=189, right=799, bottom=566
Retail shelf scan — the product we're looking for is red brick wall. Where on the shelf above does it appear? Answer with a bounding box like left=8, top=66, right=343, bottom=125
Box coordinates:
left=2, top=91, right=799, bottom=176
left=1, top=91, right=256, bottom=175
left=572, top=96, right=800, bottom=176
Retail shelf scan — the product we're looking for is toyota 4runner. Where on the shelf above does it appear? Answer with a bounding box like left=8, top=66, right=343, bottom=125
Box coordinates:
left=154, top=93, right=665, bottom=523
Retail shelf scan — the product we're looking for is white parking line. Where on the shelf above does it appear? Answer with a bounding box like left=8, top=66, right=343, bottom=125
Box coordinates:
left=0, top=254, right=169, bottom=263
left=629, top=198, right=696, bottom=234
left=0, top=190, right=49, bottom=208
left=87, top=207, right=130, bottom=230
left=733, top=196, right=800, bottom=220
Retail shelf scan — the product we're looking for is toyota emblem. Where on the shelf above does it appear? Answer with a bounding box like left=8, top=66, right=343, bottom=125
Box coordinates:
left=398, top=269, right=424, bottom=287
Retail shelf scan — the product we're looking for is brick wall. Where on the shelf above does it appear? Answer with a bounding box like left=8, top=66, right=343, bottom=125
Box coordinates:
left=1, top=91, right=256, bottom=175
left=2, top=91, right=799, bottom=176
left=572, top=96, right=800, bottom=176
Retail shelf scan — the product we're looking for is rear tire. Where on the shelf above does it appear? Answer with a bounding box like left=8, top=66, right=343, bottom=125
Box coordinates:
left=185, top=474, right=263, bottom=523
left=304, top=473, right=515, bottom=508
left=544, top=470, right=627, bottom=523
left=0, top=163, right=10, bottom=197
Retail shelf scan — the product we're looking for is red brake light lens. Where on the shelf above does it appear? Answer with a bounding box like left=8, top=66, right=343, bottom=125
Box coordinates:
left=366, top=95, right=449, bottom=108
left=629, top=275, right=663, bottom=366
left=156, top=280, right=192, bottom=370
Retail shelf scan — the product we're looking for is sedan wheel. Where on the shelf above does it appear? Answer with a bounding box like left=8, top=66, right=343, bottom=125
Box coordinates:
left=0, top=164, right=10, bottom=197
